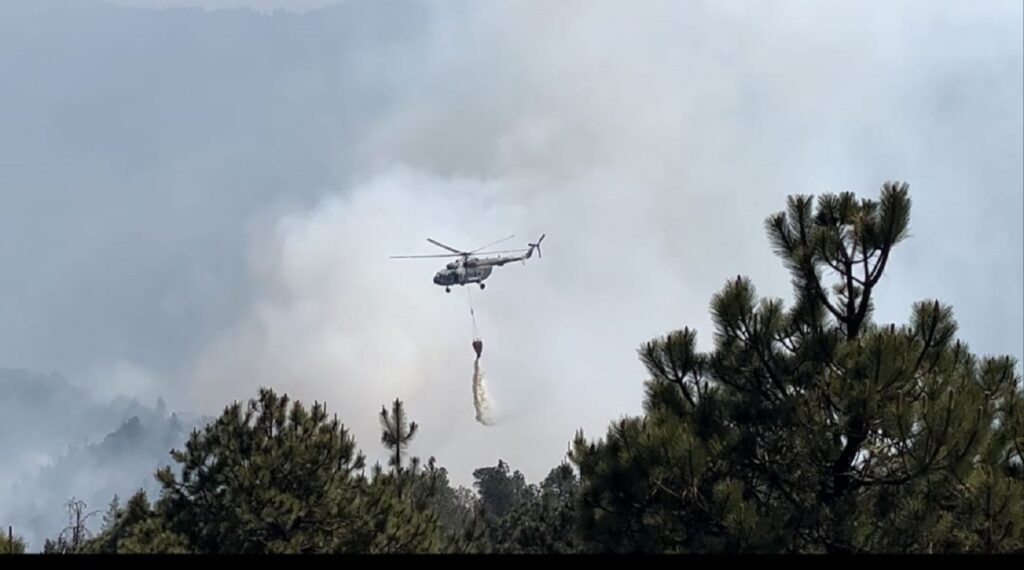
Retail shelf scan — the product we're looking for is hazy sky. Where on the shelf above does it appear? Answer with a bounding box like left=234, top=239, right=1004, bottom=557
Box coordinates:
left=2, top=0, right=1021, bottom=495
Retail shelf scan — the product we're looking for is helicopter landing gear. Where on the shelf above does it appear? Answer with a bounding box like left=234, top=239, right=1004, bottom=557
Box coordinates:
left=445, top=286, right=451, bottom=293
left=479, top=282, right=486, bottom=290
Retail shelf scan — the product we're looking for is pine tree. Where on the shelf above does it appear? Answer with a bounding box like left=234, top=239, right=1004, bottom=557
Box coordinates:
left=0, top=528, right=26, bottom=554
left=75, top=392, right=468, bottom=554
left=570, top=182, right=1024, bottom=553
left=83, top=490, right=189, bottom=554
left=469, top=460, right=542, bottom=551
left=423, top=465, right=477, bottom=536
left=472, top=460, right=534, bottom=524
left=152, top=387, right=369, bottom=553
left=379, top=398, right=418, bottom=477
left=496, top=463, right=583, bottom=553
left=364, top=401, right=450, bottom=553
left=101, top=495, right=120, bottom=533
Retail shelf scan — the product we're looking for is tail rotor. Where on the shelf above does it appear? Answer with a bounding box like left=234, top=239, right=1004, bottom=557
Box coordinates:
left=528, top=234, right=545, bottom=259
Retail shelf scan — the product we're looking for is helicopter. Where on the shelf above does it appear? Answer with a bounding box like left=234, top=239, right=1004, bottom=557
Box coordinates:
left=391, top=234, right=545, bottom=292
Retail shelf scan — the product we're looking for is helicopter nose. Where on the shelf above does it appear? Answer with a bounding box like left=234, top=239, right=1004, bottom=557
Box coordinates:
left=433, top=272, right=443, bottom=285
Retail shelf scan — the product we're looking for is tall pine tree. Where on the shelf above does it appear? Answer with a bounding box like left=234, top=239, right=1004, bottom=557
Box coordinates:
left=364, top=400, right=452, bottom=553
left=570, top=182, right=1024, bottom=553
left=380, top=399, right=418, bottom=477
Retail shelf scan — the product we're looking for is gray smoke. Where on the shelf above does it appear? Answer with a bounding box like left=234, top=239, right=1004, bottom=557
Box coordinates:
left=0, top=0, right=1019, bottom=510
left=0, top=368, right=201, bottom=550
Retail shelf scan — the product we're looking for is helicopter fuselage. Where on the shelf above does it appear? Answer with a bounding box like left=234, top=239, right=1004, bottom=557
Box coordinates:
left=433, top=256, right=501, bottom=291
left=433, top=262, right=493, bottom=288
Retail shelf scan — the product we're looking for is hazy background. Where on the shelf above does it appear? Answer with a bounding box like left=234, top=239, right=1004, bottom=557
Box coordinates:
left=1, top=0, right=1021, bottom=549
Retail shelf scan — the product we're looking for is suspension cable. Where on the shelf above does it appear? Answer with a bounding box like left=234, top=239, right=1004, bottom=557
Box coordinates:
left=467, top=286, right=479, bottom=338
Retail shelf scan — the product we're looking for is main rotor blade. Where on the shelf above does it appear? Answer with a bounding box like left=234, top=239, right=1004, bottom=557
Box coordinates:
left=427, top=238, right=465, bottom=254
left=471, top=248, right=529, bottom=255
left=390, top=253, right=463, bottom=259
left=471, top=234, right=515, bottom=253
